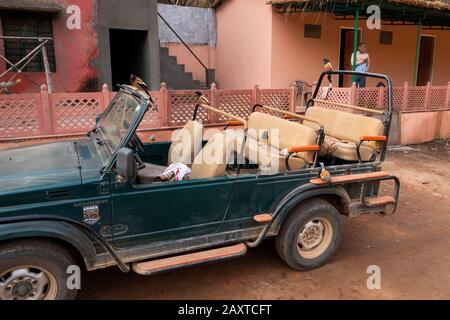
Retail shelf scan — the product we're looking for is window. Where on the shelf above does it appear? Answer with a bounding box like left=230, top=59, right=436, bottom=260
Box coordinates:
left=1, top=11, right=56, bottom=72
left=304, top=24, right=321, bottom=39
left=379, top=31, right=393, bottom=45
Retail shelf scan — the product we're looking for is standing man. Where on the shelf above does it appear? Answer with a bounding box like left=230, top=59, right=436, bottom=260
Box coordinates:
left=351, top=42, right=370, bottom=87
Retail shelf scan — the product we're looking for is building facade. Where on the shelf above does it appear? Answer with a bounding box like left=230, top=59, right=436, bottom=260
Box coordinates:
left=215, top=0, right=450, bottom=89
left=0, top=0, right=160, bottom=93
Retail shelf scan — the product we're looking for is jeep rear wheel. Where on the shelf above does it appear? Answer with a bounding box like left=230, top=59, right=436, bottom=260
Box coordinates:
left=0, top=240, right=77, bottom=300
left=275, top=199, right=343, bottom=271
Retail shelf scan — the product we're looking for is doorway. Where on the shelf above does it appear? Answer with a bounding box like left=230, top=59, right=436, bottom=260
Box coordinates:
left=339, top=28, right=361, bottom=87
left=416, top=35, right=435, bottom=86
left=109, top=29, right=149, bottom=87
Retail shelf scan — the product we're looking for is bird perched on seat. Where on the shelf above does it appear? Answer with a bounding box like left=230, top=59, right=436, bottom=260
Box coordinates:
left=0, top=78, right=21, bottom=94
left=195, top=91, right=210, bottom=106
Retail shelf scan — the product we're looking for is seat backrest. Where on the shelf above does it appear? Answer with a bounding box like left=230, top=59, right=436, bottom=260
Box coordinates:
left=304, top=107, right=385, bottom=150
left=247, top=112, right=317, bottom=163
left=168, top=120, right=203, bottom=165
left=191, top=132, right=235, bottom=179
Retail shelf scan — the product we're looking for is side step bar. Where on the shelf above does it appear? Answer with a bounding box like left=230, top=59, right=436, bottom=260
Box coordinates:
left=310, top=170, right=400, bottom=216
left=365, top=196, right=396, bottom=206
left=310, top=171, right=390, bottom=185
left=360, top=175, right=400, bottom=213
left=132, top=243, right=247, bottom=275
left=349, top=175, right=400, bottom=217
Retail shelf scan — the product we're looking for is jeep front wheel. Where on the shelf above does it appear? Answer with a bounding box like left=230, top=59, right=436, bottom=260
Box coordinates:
left=275, top=199, right=343, bottom=271
left=0, top=239, right=77, bottom=300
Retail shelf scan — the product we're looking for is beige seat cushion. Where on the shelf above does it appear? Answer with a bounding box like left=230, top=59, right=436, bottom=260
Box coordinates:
left=191, top=132, right=235, bottom=179
left=321, top=136, right=374, bottom=162
left=304, top=107, right=384, bottom=150
left=247, top=112, right=317, bottom=163
left=244, top=136, right=305, bottom=172
left=168, top=120, right=203, bottom=165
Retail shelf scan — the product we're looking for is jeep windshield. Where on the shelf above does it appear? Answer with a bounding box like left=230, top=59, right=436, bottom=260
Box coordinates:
left=90, top=87, right=148, bottom=167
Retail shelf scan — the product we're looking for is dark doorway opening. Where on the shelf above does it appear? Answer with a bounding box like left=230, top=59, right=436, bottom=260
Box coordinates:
left=339, top=28, right=361, bottom=87
left=109, top=29, right=148, bottom=88
left=416, top=35, right=435, bottom=86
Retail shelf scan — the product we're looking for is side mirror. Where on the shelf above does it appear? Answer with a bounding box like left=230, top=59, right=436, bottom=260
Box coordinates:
left=116, top=147, right=136, bottom=183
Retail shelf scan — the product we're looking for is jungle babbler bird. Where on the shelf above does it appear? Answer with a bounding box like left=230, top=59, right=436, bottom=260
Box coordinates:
left=323, top=58, right=333, bottom=83
left=195, top=91, right=210, bottom=106
left=319, top=162, right=331, bottom=184
left=130, top=74, right=156, bottom=107
left=130, top=74, right=151, bottom=96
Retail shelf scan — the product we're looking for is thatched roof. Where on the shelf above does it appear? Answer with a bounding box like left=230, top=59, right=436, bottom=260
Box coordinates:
left=157, top=0, right=226, bottom=9
left=268, top=0, right=450, bottom=27
left=268, top=0, right=450, bottom=11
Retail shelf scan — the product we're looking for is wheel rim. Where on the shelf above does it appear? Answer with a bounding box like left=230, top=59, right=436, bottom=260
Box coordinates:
left=297, top=217, right=334, bottom=259
left=0, top=266, right=58, bottom=300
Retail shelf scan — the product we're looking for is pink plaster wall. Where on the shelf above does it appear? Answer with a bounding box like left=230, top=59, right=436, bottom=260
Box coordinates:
left=215, top=0, right=273, bottom=89
left=400, top=111, right=450, bottom=145
left=161, top=43, right=216, bottom=85
left=270, top=12, right=450, bottom=88
left=216, top=2, right=450, bottom=89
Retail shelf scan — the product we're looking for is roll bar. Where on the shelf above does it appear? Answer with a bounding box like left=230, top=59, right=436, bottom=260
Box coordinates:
left=307, top=70, right=393, bottom=162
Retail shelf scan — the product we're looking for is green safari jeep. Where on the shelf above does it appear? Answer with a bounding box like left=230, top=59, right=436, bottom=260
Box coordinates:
left=0, top=71, right=399, bottom=300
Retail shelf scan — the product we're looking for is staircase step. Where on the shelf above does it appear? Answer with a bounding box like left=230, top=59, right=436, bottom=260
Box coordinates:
left=132, top=243, right=247, bottom=275
left=159, top=47, right=169, bottom=55
left=365, top=196, right=396, bottom=206
left=159, top=46, right=201, bottom=90
left=310, top=171, right=390, bottom=186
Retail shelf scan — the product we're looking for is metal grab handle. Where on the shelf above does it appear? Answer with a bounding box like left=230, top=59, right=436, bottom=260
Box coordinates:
left=194, top=103, right=247, bottom=128
left=313, top=99, right=385, bottom=115
left=251, top=104, right=322, bottom=127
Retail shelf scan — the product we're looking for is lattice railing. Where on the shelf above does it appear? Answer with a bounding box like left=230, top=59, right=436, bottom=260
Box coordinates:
left=51, top=93, right=103, bottom=134
left=168, top=90, right=211, bottom=126
left=1, top=82, right=449, bottom=139
left=405, top=87, right=427, bottom=112
left=429, top=86, right=447, bottom=111
left=216, top=89, right=253, bottom=121
left=392, top=88, right=403, bottom=111
left=313, top=82, right=450, bottom=113
left=0, top=93, right=42, bottom=138
left=260, top=89, right=292, bottom=111
left=357, top=88, right=381, bottom=109
left=315, top=87, right=351, bottom=111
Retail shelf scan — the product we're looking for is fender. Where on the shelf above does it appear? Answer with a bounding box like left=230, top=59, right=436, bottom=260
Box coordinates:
left=270, top=183, right=352, bottom=231
left=0, top=220, right=98, bottom=269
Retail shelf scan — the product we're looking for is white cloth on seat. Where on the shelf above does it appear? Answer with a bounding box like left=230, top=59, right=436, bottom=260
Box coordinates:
left=160, top=163, right=191, bottom=181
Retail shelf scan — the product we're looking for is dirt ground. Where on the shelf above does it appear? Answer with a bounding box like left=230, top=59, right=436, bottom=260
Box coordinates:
left=72, top=139, right=450, bottom=299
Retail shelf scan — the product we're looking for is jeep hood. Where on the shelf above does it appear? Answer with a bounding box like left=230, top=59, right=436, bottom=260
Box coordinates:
left=0, top=141, right=81, bottom=193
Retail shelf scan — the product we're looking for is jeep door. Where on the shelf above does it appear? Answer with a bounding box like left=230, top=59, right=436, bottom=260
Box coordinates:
left=111, top=176, right=235, bottom=248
